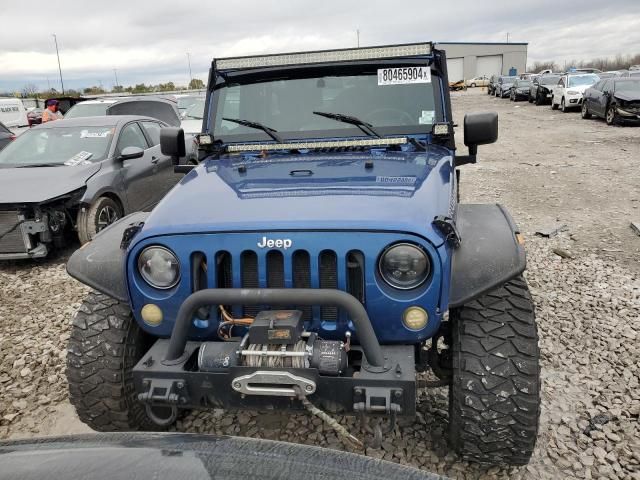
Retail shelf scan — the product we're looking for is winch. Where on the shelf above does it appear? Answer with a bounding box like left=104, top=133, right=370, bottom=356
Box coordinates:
left=197, top=310, right=348, bottom=384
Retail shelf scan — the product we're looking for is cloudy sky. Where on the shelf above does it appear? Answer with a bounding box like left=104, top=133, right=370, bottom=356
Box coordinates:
left=1, top=0, right=639, bottom=92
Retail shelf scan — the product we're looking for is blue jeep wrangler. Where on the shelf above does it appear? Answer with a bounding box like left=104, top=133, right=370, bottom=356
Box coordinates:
left=66, top=43, right=540, bottom=465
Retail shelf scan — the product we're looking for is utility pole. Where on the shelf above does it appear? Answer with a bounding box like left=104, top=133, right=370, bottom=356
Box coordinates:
left=186, top=52, right=193, bottom=86
left=52, top=34, right=64, bottom=94
left=506, top=32, right=510, bottom=43
left=46, top=76, right=51, bottom=91
left=356, top=29, right=360, bottom=47
left=113, top=68, right=119, bottom=88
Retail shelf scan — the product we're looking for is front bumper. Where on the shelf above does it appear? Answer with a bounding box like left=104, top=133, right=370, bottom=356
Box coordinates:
left=565, top=94, right=584, bottom=106
left=616, top=106, right=640, bottom=121
left=133, top=288, right=417, bottom=417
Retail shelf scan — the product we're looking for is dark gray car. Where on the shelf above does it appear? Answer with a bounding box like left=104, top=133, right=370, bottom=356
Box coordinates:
left=0, top=115, right=188, bottom=260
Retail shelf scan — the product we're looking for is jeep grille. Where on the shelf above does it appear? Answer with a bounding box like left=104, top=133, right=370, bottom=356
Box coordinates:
left=210, top=248, right=365, bottom=322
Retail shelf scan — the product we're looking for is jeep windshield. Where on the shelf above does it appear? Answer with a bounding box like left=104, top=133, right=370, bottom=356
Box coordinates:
left=211, top=66, right=442, bottom=143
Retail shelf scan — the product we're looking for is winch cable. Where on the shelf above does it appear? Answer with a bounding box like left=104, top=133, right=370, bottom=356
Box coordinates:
left=293, top=386, right=364, bottom=450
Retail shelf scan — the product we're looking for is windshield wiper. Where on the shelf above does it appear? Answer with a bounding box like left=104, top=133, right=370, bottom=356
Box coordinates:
left=313, top=111, right=381, bottom=138
left=222, top=118, right=283, bottom=143
left=15, top=163, right=65, bottom=168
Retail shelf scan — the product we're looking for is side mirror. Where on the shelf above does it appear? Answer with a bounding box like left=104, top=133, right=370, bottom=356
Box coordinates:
left=160, top=127, right=185, bottom=165
left=457, top=112, right=498, bottom=166
left=119, top=146, right=144, bottom=161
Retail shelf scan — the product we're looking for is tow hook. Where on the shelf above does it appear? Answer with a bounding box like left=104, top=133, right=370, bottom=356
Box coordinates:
left=137, top=378, right=188, bottom=427
left=353, top=387, right=403, bottom=448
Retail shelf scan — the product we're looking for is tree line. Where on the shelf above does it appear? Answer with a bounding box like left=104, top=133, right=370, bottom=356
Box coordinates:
left=11, top=78, right=205, bottom=99
left=528, top=53, right=640, bottom=73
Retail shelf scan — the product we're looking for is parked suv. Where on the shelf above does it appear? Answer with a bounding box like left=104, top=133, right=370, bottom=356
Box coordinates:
left=66, top=43, right=540, bottom=466
left=551, top=73, right=600, bottom=112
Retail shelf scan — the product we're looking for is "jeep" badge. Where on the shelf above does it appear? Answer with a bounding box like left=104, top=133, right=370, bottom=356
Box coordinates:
left=257, top=236, right=293, bottom=249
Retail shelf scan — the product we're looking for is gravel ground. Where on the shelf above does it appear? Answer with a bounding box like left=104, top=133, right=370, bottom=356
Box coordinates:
left=1, top=88, right=639, bottom=479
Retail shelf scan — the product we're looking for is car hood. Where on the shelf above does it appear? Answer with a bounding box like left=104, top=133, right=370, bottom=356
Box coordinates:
left=0, top=162, right=100, bottom=204
left=567, top=85, right=591, bottom=93
left=614, top=92, right=640, bottom=102
left=0, top=433, right=441, bottom=480
left=138, top=145, right=455, bottom=246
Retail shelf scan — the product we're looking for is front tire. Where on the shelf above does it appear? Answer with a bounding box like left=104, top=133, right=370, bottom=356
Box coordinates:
left=560, top=97, right=568, bottom=112
left=77, top=196, right=123, bottom=244
left=66, top=292, right=162, bottom=431
left=581, top=102, right=592, bottom=119
left=606, top=105, right=617, bottom=125
left=448, top=276, right=540, bottom=466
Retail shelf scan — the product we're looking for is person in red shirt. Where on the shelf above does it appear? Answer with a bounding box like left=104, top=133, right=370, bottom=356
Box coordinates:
left=42, top=99, right=63, bottom=123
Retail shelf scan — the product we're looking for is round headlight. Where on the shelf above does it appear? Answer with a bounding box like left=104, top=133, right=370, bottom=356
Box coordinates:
left=379, top=243, right=430, bottom=290
left=137, top=246, right=180, bottom=289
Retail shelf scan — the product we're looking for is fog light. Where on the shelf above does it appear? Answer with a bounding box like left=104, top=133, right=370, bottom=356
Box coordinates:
left=141, top=304, right=163, bottom=326
left=403, top=306, right=428, bottom=330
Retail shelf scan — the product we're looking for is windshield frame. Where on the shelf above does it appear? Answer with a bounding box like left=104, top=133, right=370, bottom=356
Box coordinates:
left=208, top=58, right=444, bottom=144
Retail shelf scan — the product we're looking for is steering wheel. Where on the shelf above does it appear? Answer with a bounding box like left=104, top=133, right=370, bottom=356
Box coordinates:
left=364, top=108, right=414, bottom=126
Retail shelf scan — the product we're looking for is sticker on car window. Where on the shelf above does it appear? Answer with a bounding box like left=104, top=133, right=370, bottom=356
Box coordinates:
left=80, top=129, right=112, bottom=138
left=64, top=151, right=93, bottom=166
left=419, top=110, right=435, bottom=125
left=378, top=66, right=431, bottom=85
left=376, top=176, right=417, bottom=184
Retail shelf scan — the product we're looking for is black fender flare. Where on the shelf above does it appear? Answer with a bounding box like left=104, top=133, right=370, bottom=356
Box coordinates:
left=449, top=204, right=526, bottom=308
left=66, top=212, right=149, bottom=302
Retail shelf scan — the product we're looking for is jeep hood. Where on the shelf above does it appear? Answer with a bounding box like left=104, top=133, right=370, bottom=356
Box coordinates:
left=0, top=163, right=100, bottom=204
left=139, top=146, right=454, bottom=245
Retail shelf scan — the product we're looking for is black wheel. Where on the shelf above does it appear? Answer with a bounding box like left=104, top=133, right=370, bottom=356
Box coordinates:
left=581, top=102, right=592, bottom=119
left=560, top=97, right=568, bottom=112
left=66, top=292, right=168, bottom=431
left=448, top=276, right=540, bottom=466
left=551, top=96, right=558, bottom=110
left=77, top=196, right=123, bottom=244
left=471, top=83, right=476, bottom=88
left=606, top=105, right=617, bottom=125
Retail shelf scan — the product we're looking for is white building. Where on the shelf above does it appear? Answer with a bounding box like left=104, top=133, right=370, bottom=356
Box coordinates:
left=436, top=42, right=529, bottom=82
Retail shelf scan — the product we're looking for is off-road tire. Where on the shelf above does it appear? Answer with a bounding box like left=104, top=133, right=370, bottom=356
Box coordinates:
left=448, top=276, right=540, bottom=466
left=581, top=102, right=592, bottom=119
left=66, top=292, right=160, bottom=431
left=77, top=196, right=123, bottom=245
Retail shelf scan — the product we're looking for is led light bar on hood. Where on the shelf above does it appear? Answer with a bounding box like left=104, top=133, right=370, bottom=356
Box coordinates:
left=216, top=43, right=433, bottom=70
left=225, top=137, right=408, bottom=153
